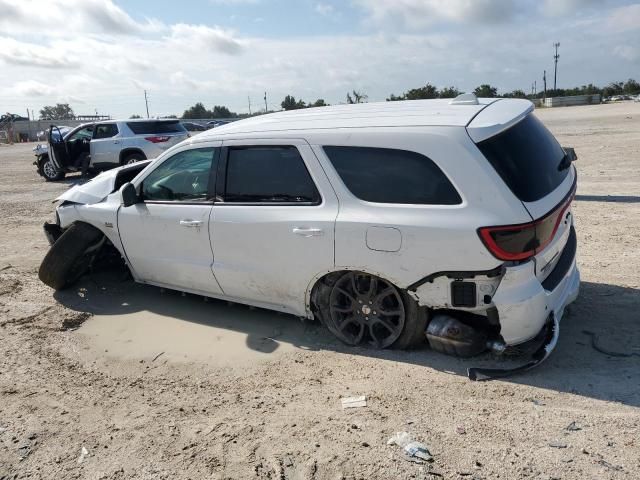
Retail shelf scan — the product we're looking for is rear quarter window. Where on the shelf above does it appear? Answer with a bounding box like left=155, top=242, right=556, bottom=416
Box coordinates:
left=476, top=114, right=569, bottom=202
left=127, top=121, right=187, bottom=135
left=323, top=146, right=461, bottom=205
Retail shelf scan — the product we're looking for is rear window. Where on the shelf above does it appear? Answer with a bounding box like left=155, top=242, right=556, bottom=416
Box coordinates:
left=323, top=146, right=461, bottom=205
left=127, top=120, right=186, bottom=135
left=476, top=114, right=569, bottom=203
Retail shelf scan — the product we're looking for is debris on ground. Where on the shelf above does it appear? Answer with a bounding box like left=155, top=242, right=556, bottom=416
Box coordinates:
left=566, top=421, right=582, bottom=431
left=387, top=432, right=433, bottom=463
left=341, top=396, right=367, bottom=409
left=77, top=446, right=89, bottom=464
left=548, top=441, right=568, bottom=449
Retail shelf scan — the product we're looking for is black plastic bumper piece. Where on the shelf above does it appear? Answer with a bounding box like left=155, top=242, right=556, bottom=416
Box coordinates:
left=43, top=222, right=63, bottom=246
left=467, top=313, right=559, bottom=381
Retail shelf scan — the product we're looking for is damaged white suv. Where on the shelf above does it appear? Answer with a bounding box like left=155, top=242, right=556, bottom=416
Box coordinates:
left=39, top=94, right=579, bottom=378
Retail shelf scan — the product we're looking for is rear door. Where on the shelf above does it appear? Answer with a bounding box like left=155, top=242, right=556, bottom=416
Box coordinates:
left=472, top=111, right=576, bottom=282
left=91, top=123, right=121, bottom=166
left=210, top=139, right=338, bottom=314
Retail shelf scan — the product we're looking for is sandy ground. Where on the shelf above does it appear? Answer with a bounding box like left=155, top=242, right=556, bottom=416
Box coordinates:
left=1, top=102, right=639, bottom=479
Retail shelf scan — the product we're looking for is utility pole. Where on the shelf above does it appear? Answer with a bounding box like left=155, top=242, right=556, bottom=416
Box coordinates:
left=264, top=91, right=268, bottom=113
left=534, top=80, right=537, bottom=97
left=144, top=90, right=150, bottom=118
left=27, top=108, right=32, bottom=141
left=553, top=42, right=560, bottom=91
left=248, top=96, right=252, bottom=115
left=543, top=70, right=547, bottom=101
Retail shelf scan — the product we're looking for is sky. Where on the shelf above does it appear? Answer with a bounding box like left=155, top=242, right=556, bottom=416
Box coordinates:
left=0, top=0, right=638, bottom=118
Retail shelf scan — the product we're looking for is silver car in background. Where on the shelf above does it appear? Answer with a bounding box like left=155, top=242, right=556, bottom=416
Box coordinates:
left=34, top=119, right=189, bottom=181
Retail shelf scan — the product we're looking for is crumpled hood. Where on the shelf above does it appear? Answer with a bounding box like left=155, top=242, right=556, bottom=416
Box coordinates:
left=56, top=160, right=151, bottom=205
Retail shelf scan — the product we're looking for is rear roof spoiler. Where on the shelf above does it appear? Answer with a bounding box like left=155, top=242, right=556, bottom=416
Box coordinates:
left=466, top=99, right=534, bottom=143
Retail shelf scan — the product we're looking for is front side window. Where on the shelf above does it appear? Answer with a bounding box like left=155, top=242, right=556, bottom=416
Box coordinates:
left=68, top=126, right=93, bottom=142
left=224, top=146, right=320, bottom=204
left=142, top=148, right=216, bottom=202
left=323, top=146, right=462, bottom=205
left=93, top=124, right=118, bottom=139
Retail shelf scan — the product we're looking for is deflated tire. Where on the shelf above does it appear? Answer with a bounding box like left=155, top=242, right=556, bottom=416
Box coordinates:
left=38, top=222, right=104, bottom=290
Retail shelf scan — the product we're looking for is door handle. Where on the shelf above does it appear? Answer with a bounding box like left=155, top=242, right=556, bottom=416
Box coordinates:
left=180, top=219, right=202, bottom=228
left=292, top=227, right=323, bottom=237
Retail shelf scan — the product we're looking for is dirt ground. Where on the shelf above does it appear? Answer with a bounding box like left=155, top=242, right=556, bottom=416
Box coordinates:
left=1, top=102, right=639, bottom=479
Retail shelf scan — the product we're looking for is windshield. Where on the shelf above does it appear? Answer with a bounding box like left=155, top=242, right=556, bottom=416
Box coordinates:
left=476, top=114, right=569, bottom=203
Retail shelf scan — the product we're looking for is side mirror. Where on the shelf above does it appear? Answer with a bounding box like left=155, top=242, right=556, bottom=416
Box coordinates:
left=120, top=182, right=139, bottom=207
left=562, top=146, right=577, bottom=162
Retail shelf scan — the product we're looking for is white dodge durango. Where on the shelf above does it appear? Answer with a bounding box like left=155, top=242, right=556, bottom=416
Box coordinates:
left=39, top=94, right=580, bottom=378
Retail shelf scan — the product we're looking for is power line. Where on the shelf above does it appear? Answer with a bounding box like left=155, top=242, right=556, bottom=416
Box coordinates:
left=553, top=42, right=560, bottom=90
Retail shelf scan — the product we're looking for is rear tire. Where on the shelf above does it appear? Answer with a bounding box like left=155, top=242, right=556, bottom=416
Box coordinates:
left=39, top=222, right=104, bottom=290
left=38, top=156, right=65, bottom=181
left=122, top=153, right=145, bottom=165
left=312, top=271, right=428, bottom=349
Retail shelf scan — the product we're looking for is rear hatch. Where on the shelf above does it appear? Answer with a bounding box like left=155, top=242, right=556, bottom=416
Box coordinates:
left=468, top=100, right=576, bottom=285
left=127, top=120, right=189, bottom=150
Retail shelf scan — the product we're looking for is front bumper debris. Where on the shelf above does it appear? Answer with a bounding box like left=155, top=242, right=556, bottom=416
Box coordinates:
left=43, top=222, right=63, bottom=245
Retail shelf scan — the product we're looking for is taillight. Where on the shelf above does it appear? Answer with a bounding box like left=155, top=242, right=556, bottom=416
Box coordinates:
left=144, top=135, right=170, bottom=143
left=478, top=183, right=576, bottom=261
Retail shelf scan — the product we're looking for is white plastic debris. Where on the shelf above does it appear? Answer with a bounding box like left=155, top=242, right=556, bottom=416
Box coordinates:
left=77, top=446, right=89, bottom=463
left=387, top=431, right=433, bottom=463
left=341, top=396, right=367, bottom=409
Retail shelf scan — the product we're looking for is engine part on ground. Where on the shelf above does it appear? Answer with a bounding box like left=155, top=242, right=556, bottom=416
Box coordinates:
left=425, top=313, right=488, bottom=357
left=467, top=313, right=559, bottom=381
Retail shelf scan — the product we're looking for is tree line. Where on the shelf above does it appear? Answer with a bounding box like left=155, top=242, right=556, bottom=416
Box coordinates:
left=29, top=78, right=640, bottom=121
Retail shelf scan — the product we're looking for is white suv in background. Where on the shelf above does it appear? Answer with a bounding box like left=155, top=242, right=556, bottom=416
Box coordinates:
left=34, top=119, right=189, bottom=181
left=38, top=94, right=580, bottom=379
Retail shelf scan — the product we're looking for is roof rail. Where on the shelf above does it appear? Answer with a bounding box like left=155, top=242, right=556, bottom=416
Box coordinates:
left=449, top=93, right=479, bottom=106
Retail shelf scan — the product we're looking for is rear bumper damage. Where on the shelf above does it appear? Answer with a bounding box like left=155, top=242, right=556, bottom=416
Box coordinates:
left=413, top=227, right=580, bottom=379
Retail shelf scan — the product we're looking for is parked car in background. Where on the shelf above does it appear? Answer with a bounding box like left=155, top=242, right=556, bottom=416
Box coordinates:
left=181, top=121, right=207, bottom=132
left=34, top=119, right=189, bottom=181
left=206, top=120, right=231, bottom=128
left=38, top=95, right=580, bottom=378
left=36, top=125, right=72, bottom=141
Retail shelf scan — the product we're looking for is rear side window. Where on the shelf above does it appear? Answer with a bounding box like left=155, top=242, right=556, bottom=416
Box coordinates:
left=323, top=146, right=461, bottom=205
left=224, top=146, right=320, bottom=204
left=93, top=124, right=118, bottom=139
left=127, top=121, right=187, bottom=135
left=476, top=114, right=568, bottom=202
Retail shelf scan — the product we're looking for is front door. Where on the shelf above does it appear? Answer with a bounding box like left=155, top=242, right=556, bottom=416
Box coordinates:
left=90, top=123, right=120, bottom=167
left=210, top=139, right=338, bottom=314
left=118, top=144, right=224, bottom=295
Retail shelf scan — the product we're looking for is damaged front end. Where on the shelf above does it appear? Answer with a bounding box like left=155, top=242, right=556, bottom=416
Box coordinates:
left=409, top=228, right=580, bottom=380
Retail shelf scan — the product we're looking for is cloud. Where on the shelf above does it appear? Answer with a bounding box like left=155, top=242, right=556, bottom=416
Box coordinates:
left=541, top=0, right=602, bottom=16
left=315, top=3, right=335, bottom=16
left=11, top=80, right=56, bottom=97
left=613, top=45, right=639, bottom=62
left=354, top=0, right=516, bottom=27
left=167, top=24, right=245, bottom=55
left=0, top=37, right=79, bottom=68
left=607, top=3, right=640, bottom=31
left=0, top=0, right=162, bottom=36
